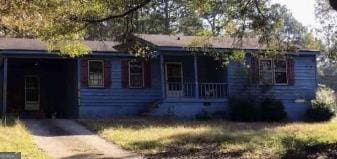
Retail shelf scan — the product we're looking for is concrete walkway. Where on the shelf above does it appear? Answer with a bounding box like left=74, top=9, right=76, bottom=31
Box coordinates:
left=24, top=119, right=142, bottom=159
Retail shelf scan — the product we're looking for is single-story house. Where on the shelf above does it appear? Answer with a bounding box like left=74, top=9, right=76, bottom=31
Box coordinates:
left=0, top=34, right=319, bottom=120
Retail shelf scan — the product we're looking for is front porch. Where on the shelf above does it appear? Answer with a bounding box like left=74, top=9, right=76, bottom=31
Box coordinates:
left=160, top=54, right=228, bottom=100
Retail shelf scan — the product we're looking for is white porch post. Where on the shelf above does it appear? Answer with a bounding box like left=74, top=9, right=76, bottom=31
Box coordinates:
left=3, top=58, right=7, bottom=116
left=194, top=54, right=199, bottom=98
left=160, top=54, right=166, bottom=99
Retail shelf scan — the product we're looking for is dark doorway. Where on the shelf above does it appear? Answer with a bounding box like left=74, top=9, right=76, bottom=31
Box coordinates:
left=7, top=58, right=78, bottom=118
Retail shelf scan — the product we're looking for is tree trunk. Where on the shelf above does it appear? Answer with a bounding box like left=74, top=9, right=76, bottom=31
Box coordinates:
left=164, top=0, right=170, bottom=34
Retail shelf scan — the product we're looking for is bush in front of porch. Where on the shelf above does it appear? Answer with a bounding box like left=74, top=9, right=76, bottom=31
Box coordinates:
left=228, top=96, right=287, bottom=122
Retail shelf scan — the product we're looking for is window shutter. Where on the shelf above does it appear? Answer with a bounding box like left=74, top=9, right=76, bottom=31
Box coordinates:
left=121, top=59, right=129, bottom=88
left=144, top=61, right=152, bottom=88
left=80, top=59, right=88, bottom=88
left=287, top=58, right=295, bottom=85
left=250, top=55, right=259, bottom=84
left=104, top=60, right=112, bottom=88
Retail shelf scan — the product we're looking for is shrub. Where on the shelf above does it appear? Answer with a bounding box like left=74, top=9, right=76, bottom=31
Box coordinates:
left=306, top=86, right=336, bottom=122
left=259, top=97, right=287, bottom=121
left=195, top=109, right=211, bottom=121
left=229, top=96, right=258, bottom=122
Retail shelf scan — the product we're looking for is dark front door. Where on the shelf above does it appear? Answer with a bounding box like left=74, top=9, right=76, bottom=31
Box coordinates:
left=25, top=76, right=40, bottom=111
left=166, top=63, right=183, bottom=97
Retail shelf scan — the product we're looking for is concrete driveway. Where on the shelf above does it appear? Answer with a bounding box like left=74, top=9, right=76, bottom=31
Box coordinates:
left=24, top=119, right=142, bottom=159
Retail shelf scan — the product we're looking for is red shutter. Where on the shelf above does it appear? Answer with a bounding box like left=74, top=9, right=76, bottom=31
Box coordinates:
left=250, top=55, right=259, bottom=84
left=287, top=58, right=295, bottom=85
left=80, top=59, right=88, bottom=88
left=121, top=59, right=129, bottom=88
left=104, top=60, right=112, bottom=88
left=144, top=61, right=152, bottom=88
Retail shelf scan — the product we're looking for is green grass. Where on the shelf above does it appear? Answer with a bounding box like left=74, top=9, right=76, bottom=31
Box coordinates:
left=0, top=118, right=48, bottom=159
left=80, top=117, right=337, bottom=158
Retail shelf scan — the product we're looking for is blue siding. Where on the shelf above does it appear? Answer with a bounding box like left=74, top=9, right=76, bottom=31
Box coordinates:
left=79, top=57, right=162, bottom=118
left=228, top=53, right=317, bottom=120
left=151, top=99, right=228, bottom=118
left=79, top=52, right=317, bottom=120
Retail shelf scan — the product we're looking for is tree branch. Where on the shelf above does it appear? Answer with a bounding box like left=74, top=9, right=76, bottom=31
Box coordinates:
left=253, top=0, right=266, bottom=19
left=71, top=0, right=151, bottom=23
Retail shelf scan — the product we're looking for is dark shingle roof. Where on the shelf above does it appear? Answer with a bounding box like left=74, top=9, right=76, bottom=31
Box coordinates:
left=0, top=35, right=319, bottom=53
left=134, top=34, right=320, bottom=52
left=134, top=34, right=261, bottom=50
left=0, top=38, right=120, bottom=52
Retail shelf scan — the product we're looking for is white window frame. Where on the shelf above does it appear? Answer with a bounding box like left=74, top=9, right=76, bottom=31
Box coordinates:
left=259, top=59, right=288, bottom=85
left=128, top=60, right=145, bottom=88
left=273, top=60, right=288, bottom=85
left=88, top=60, right=104, bottom=88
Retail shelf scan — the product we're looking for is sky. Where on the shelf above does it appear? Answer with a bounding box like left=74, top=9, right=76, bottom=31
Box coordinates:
left=272, top=0, right=318, bottom=28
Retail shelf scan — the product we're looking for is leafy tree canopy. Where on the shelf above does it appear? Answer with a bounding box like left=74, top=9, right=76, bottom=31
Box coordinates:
left=0, top=0, right=322, bottom=57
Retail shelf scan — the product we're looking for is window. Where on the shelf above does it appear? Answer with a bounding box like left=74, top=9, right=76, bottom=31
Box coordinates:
left=274, top=60, right=287, bottom=84
left=88, top=60, right=104, bottom=87
left=259, top=60, right=273, bottom=85
left=259, top=59, right=287, bottom=85
left=129, top=61, right=144, bottom=88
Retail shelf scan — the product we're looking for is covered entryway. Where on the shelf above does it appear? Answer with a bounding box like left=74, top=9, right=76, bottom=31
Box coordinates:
left=5, top=58, right=78, bottom=118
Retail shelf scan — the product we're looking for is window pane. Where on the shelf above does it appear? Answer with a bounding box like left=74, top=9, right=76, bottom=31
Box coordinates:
left=275, top=72, right=287, bottom=84
left=260, top=72, right=273, bottom=84
left=129, top=61, right=144, bottom=88
left=260, top=60, right=272, bottom=71
left=89, top=61, right=104, bottom=87
left=26, top=89, right=39, bottom=101
left=274, top=60, right=286, bottom=72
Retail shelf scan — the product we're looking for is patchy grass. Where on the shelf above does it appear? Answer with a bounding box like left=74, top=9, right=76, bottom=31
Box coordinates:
left=80, top=117, right=337, bottom=159
left=0, top=118, right=48, bottom=159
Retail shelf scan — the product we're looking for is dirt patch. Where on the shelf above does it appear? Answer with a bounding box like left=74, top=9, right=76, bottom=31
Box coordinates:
left=283, top=143, right=337, bottom=159
left=144, top=144, right=248, bottom=159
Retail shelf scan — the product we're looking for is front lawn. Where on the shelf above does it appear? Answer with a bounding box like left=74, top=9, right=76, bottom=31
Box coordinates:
left=80, top=117, right=337, bottom=159
left=0, top=118, right=48, bottom=159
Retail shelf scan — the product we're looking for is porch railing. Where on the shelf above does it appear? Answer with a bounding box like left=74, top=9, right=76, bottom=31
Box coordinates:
left=166, top=82, right=227, bottom=99
left=166, top=82, right=195, bottom=98
left=199, top=83, right=227, bottom=98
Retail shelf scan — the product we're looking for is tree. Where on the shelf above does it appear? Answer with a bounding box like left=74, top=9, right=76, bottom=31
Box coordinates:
left=315, top=0, right=337, bottom=59
left=0, top=0, right=307, bottom=56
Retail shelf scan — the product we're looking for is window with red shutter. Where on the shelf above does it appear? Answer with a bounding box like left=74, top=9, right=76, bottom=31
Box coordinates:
left=80, top=59, right=88, bottom=88
left=88, top=60, right=104, bottom=88
left=254, top=56, right=294, bottom=86
left=121, top=59, right=129, bottom=88
left=104, top=60, right=112, bottom=88
left=287, top=59, right=295, bottom=85
left=250, top=55, right=259, bottom=84
left=144, top=61, right=152, bottom=88
left=129, top=61, right=144, bottom=88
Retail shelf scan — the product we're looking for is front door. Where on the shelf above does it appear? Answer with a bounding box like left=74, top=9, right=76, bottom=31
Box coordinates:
left=25, top=76, right=40, bottom=111
left=166, top=63, right=183, bottom=97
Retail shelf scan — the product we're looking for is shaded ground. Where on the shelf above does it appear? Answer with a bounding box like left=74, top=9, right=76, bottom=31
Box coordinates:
left=24, top=119, right=141, bottom=159
left=80, top=117, right=337, bottom=159
left=283, top=143, right=337, bottom=159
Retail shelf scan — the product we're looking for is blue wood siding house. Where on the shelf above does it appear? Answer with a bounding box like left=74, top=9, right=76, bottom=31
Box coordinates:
left=0, top=34, right=319, bottom=120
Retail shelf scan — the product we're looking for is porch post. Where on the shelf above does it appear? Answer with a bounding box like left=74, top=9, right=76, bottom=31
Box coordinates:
left=160, top=54, right=166, bottom=99
left=77, top=59, right=81, bottom=108
left=194, top=54, right=199, bottom=98
left=2, top=58, right=7, bottom=116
